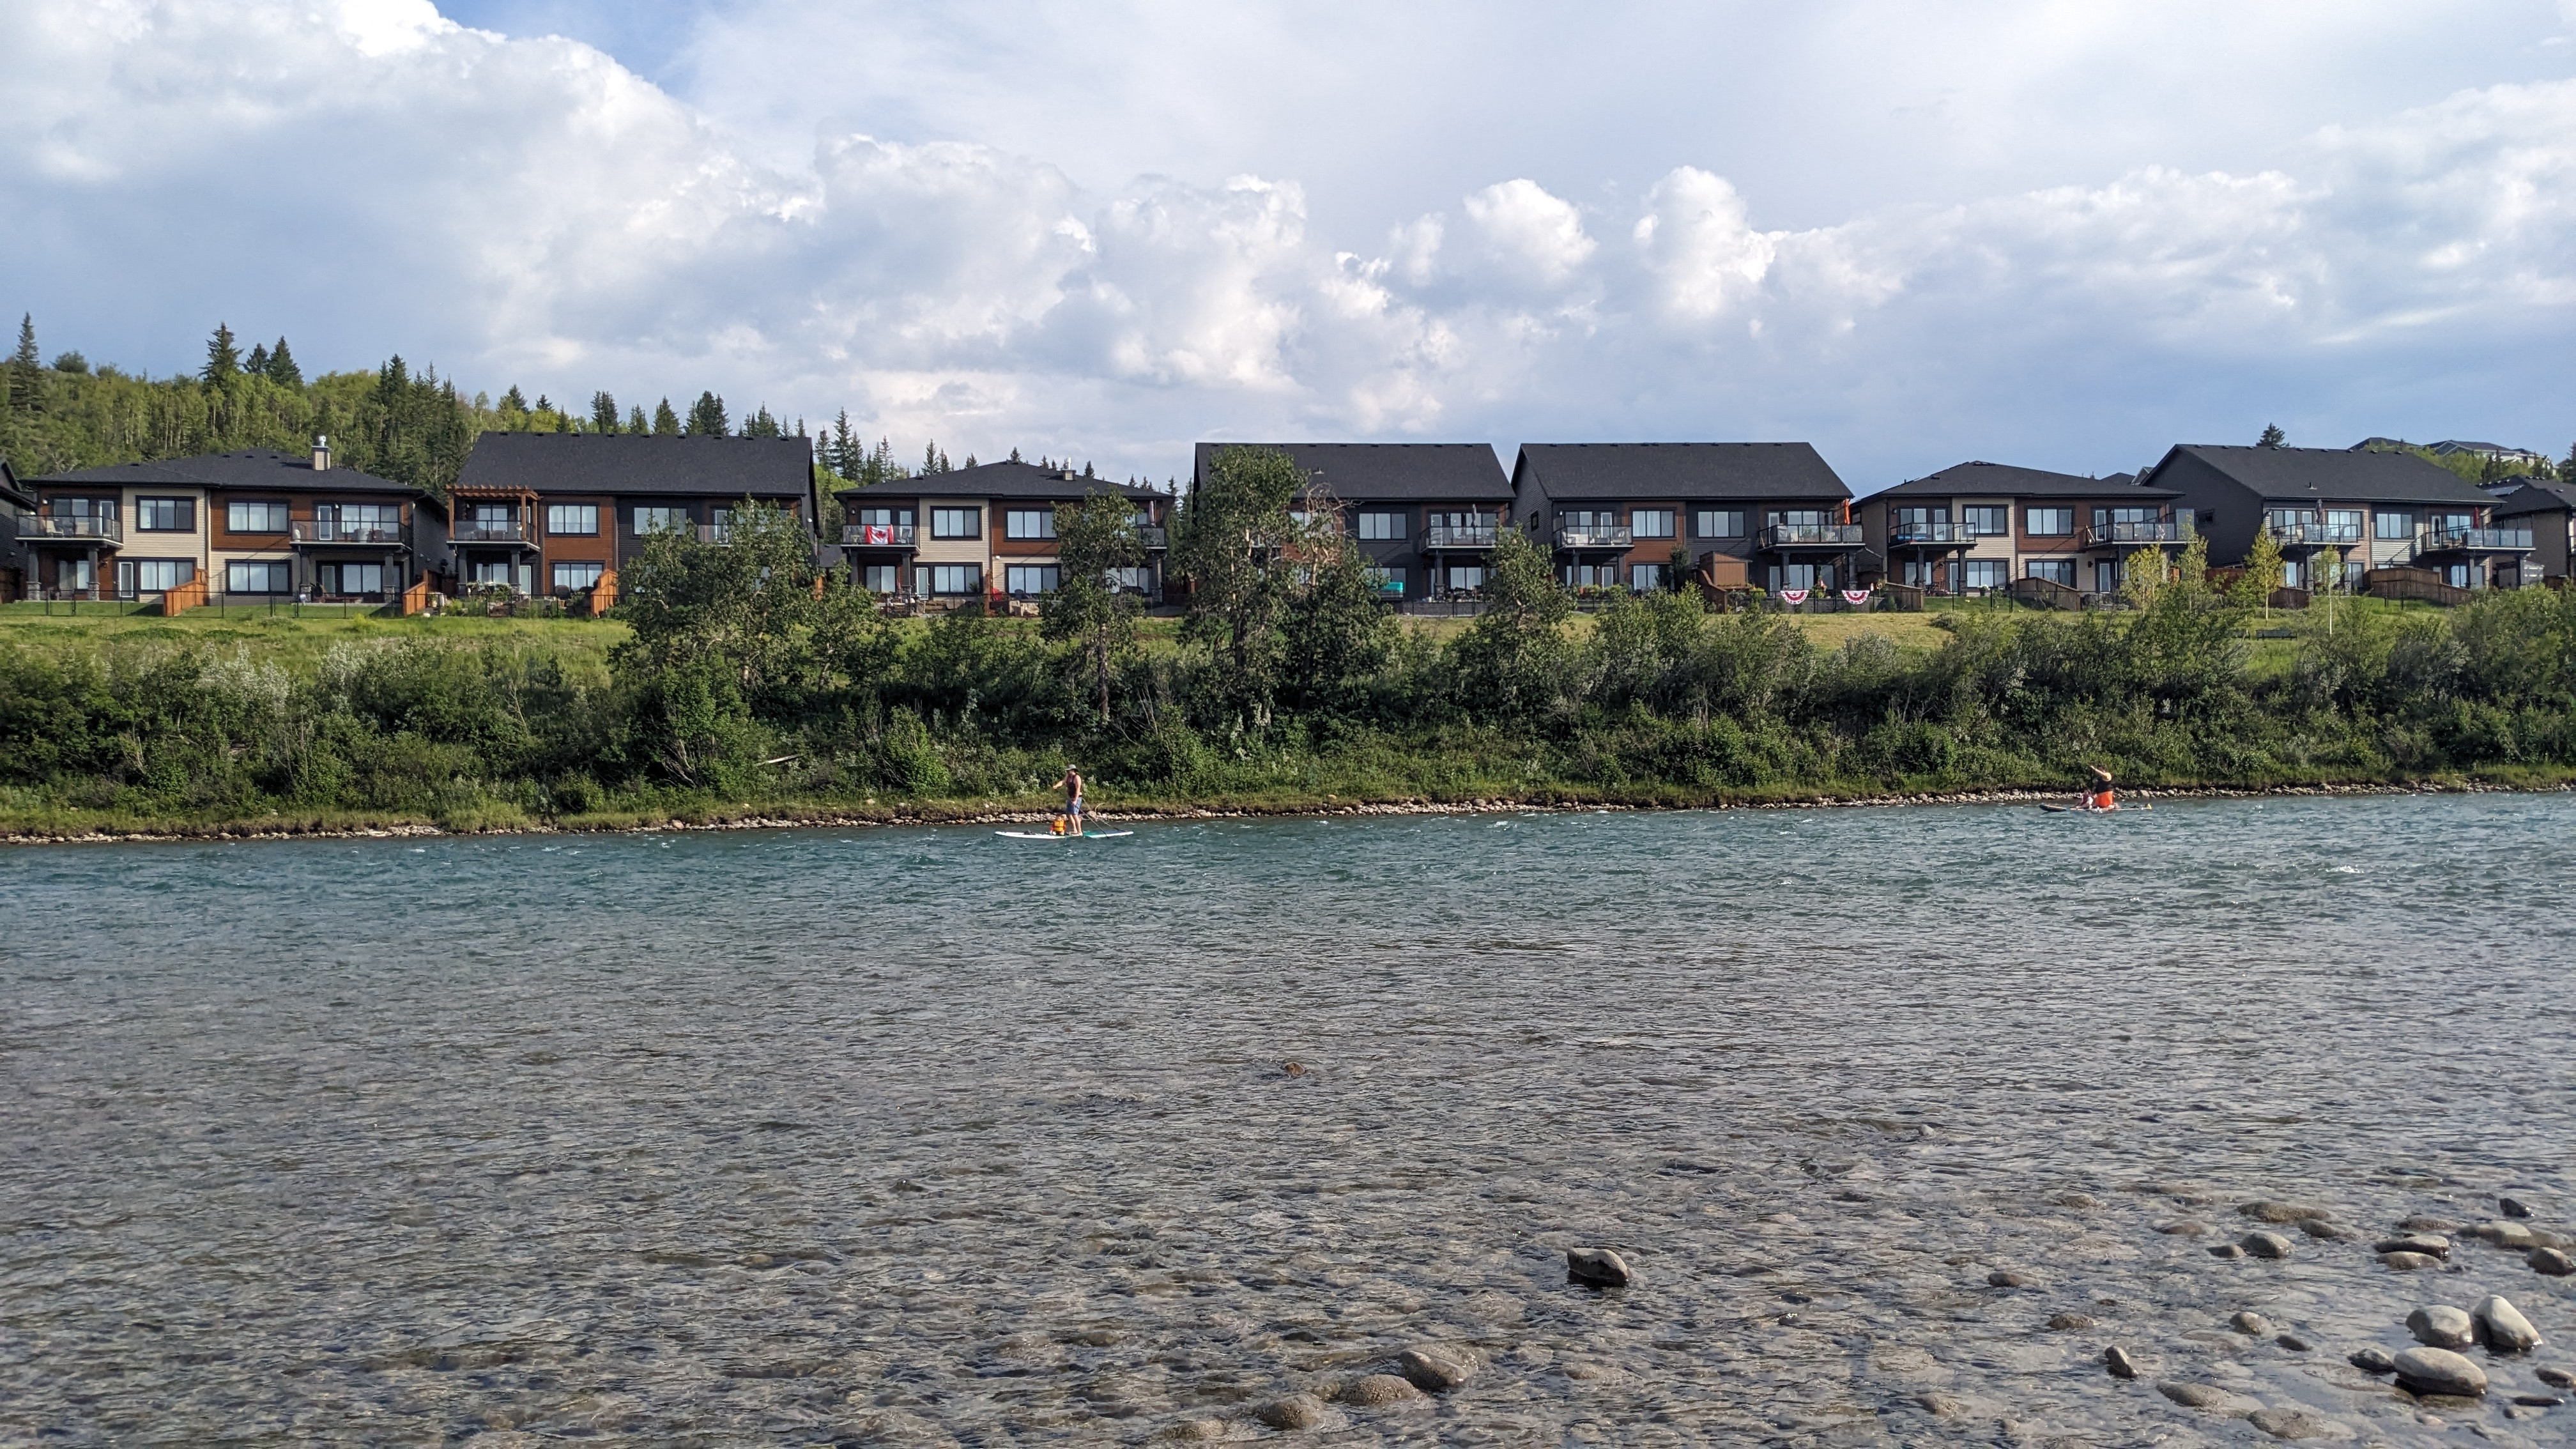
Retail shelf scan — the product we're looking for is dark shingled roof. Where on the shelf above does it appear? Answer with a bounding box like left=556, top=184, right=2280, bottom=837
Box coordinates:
left=839, top=459, right=1163, bottom=502
left=2489, top=478, right=2576, bottom=517
left=0, top=458, right=29, bottom=508
left=2150, top=445, right=2493, bottom=505
left=33, top=449, right=417, bottom=494
left=1193, top=443, right=1512, bottom=502
left=1873, top=461, right=2175, bottom=500
left=1513, top=443, right=1851, bottom=502
left=457, top=433, right=811, bottom=497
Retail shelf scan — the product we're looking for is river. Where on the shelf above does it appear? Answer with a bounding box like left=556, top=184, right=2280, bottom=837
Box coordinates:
left=3, top=795, right=2572, bottom=1443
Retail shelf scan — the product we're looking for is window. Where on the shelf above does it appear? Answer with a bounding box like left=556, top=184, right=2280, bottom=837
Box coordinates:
left=2095, top=560, right=2122, bottom=594
left=1630, top=509, right=1675, bottom=539
left=1630, top=562, right=1667, bottom=590
left=136, top=496, right=195, bottom=532
left=1560, top=509, right=1618, bottom=530
left=1962, top=505, right=2008, bottom=536
left=1560, top=564, right=1618, bottom=588
left=226, top=561, right=292, bottom=595
left=1769, top=509, right=1830, bottom=528
left=127, top=558, right=193, bottom=592
left=930, top=507, right=980, bottom=540
left=321, top=562, right=386, bottom=595
left=1899, top=559, right=1937, bottom=586
left=1357, top=510, right=1407, bottom=540
left=551, top=561, right=604, bottom=594
left=1768, top=562, right=1820, bottom=592
left=57, top=558, right=96, bottom=592
left=2322, top=509, right=2363, bottom=542
left=706, top=509, right=735, bottom=542
left=2280, top=560, right=2304, bottom=590
left=1897, top=506, right=1946, bottom=527
left=2374, top=510, right=2414, bottom=540
left=547, top=504, right=599, bottom=537
left=2025, top=507, right=2074, bottom=537
left=318, top=502, right=398, bottom=540
left=1959, top=560, right=2006, bottom=590
left=1445, top=565, right=1487, bottom=591
left=1693, top=509, right=1745, bottom=539
left=2445, top=563, right=2471, bottom=588
left=1004, top=564, right=1061, bottom=595
left=1108, top=567, right=1150, bottom=593
left=850, top=507, right=913, bottom=528
left=2432, top=512, right=2474, bottom=534
left=928, top=563, right=983, bottom=595
left=1363, top=565, right=1406, bottom=595
left=634, top=506, right=690, bottom=533
left=859, top=564, right=903, bottom=595
left=1003, top=509, right=1055, bottom=540
left=2027, top=559, right=2074, bottom=586
left=227, top=500, right=289, bottom=533
left=468, top=559, right=517, bottom=586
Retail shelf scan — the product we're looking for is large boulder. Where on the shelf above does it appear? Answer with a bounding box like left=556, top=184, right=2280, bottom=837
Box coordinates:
left=2472, top=1296, right=2542, bottom=1353
left=2407, top=1305, right=2473, bottom=1350
left=2392, top=1347, right=2487, bottom=1398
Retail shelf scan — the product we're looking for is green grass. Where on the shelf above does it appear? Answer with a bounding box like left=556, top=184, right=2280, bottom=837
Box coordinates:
left=0, top=605, right=631, bottom=673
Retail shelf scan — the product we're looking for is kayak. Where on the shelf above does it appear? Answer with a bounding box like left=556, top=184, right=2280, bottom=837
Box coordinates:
left=995, top=829, right=1135, bottom=839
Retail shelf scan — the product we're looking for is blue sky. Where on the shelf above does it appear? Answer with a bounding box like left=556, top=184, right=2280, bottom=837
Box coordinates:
left=6, top=1, right=2575, bottom=489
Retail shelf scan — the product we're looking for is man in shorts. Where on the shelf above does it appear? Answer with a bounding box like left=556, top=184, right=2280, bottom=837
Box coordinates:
left=1054, top=765, right=1084, bottom=835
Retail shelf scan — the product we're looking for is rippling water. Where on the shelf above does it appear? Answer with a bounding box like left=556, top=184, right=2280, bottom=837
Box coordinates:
left=4, top=796, right=2574, bottom=1444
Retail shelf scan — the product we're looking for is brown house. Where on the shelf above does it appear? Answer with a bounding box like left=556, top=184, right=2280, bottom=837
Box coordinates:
left=1510, top=443, right=1862, bottom=594
left=449, top=433, right=816, bottom=597
left=1857, top=461, right=2184, bottom=599
left=834, top=459, right=1171, bottom=604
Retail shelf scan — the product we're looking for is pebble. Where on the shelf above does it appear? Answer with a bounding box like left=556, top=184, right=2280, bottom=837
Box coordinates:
left=2157, top=1380, right=2251, bottom=1413
left=1253, top=1393, right=1328, bottom=1430
left=2298, top=1218, right=2358, bottom=1241
left=1565, top=1247, right=1632, bottom=1288
left=1397, top=1346, right=1478, bottom=1394
left=2393, top=1346, right=2488, bottom=1398
left=2349, top=1346, right=2396, bottom=1374
left=2515, top=1393, right=2567, bottom=1408
left=2501, top=1197, right=2534, bottom=1219
left=2473, top=1295, right=2542, bottom=1353
left=2241, top=1231, right=2296, bottom=1260
left=2539, top=1368, right=2575, bottom=1388
left=2376, top=1234, right=2451, bottom=1259
left=2382, top=1252, right=2440, bottom=1271
left=2158, top=1220, right=2211, bottom=1236
left=2276, top=1334, right=2312, bottom=1353
left=2409, top=1305, right=2475, bottom=1349
left=2104, top=1346, right=2138, bottom=1380
left=2230, top=1311, right=2275, bottom=1337
left=2209, top=1243, right=2246, bottom=1259
left=2248, top=1406, right=2331, bottom=1440
left=2530, top=1247, right=2575, bottom=1276
left=2046, top=1312, right=2096, bottom=1331
left=1337, top=1375, right=1429, bottom=1408
left=1987, top=1269, right=2034, bottom=1288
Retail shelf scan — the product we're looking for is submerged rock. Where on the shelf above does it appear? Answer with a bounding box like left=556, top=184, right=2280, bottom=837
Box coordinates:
left=2241, top=1200, right=2326, bottom=1224
left=2409, top=1305, right=2474, bottom=1350
left=2157, top=1380, right=2254, bottom=1413
left=2210, top=1243, right=2246, bottom=1260
left=1337, top=1374, right=1428, bottom=1407
left=2538, top=1367, right=2575, bottom=1388
left=2349, top=1346, right=2396, bottom=1374
left=2473, top=1296, right=2542, bottom=1353
left=2248, top=1406, right=2331, bottom=1440
left=1156, top=1418, right=1229, bottom=1441
left=2158, top=1220, right=2212, bottom=1236
left=2298, top=1218, right=2358, bottom=1241
left=2501, top=1197, right=2534, bottom=1219
left=1565, top=1247, right=1632, bottom=1288
left=1987, top=1268, right=2035, bottom=1288
left=2104, top=1346, right=2138, bottom=1380
left=2241, top=1231, right=2296, bottom=1260
left=1253, top=1393, right=1328, bottom=1430
left=2529, top=1247, right=2575, bottom=1277
left=1397, top=1346, right=1478, bottom=1394
left=2047, top=1312, right=2096, bottom=1331
left=2400, top=1215, right=2458, bottom=1233
left=2514, top=1393, right=2568, bottom=1408
left=2393, top=1347, right=2487, bottom=1398
left=2230, top=1310, right=2275, bottom=1337
left=2276, top=1333, right=2312, bottom=1352
left=2375, top=1234, right=2451, bottom=1259
left=2381, top=1252, right=2440, bottom=1271
left=2467, top=1221, right=2538, bottom=1250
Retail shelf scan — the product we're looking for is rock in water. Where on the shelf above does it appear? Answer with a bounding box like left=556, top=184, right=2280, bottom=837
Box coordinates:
left=2348, top=1346, right=2396, bottom=1374
left=2241, top=1231, right=2295, bottom=1260
left=2298, top=1218, right=2358, bottom=1241
left=2530, top=1247, right=2575, bottom=1277
left=2241, top=1200, right=2322, bottom=1223
left=2104, top=1346, right=2138, bottom=1380
left=2538, top=1367, right=2576, bottom=1389
left=1337, top=1375, right=1428, bottom=1407
left=1565, top=1247, right=1632, bottom=1288
left=2248, top=1406, right=2329, bottom=1440
left=2408, top=1305, right=2474, bottom=1349
left=2380, top=1252, right=2439, bottom=1271
left=1987, top=1269, right=2034, bottom=1288
left=1397, top=1346, right=1478, bottom=1394
left=2156, top=1381, right=2251, bottom=1413
left=2375, top=1234, right=2451, bottom=1259
left=2400, top=1215, right=2458, bottom=1232
left=2467, top=1221, right=2538, bottom=1250
left=2473, top=1296, right=2542, bottom=1353
left=2276, top=1334, right=2312, bottom=1352
left=2047, top=1312, right=2096, bottom=1331
left=1157, top=1418, right=1228, bottom=1441
left=2158, top=1220, right=2211, bottom=1236
left=2209, top=1243, right=2246, bottom=1260
left=2230, top=1310, right=2274, bottom=1337
left=2392, top=1347, right=2487, bottom=1398
left=2501, top=1196, right=2534, bottom=1218
left=1253, top=1393, right=1327, bottom=1430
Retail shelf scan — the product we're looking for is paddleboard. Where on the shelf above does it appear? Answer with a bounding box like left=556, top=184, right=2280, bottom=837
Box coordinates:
left=995, top=829, right=1135, bottom=839
left=2039, top=803, right=2150, bottom=814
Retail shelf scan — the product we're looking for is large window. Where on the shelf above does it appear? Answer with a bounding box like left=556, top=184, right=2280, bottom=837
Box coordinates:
left=126, top=558, right=194, bottom=592
left=2025, top=507, right=2074, bottom=537
left=1630, top=509, right=1676, bottom=539
left=136, top=497, right=195, bottom=532
left=547, top=504, right=599, bottom=536
left=1363, top=565, right=1406, bottom=595
left=1959, top=560, right=2006, bottom=590
left=1003, top=509, right=1055, bottom=540
left=227, top=500, right=289, bottom=533
left=1444, top=565, right=1487, bottom=592
left=551, top=561, right=604, bottom=594
left=2375, top=510, right=2414, bottom=540
left=2322, top=509, right=2364, bottom=542
left=2027, top=559, right=2075, bottom=586
left=1108, top=567, right=1150, bottom=593
left=1962, top=505, right=2009, bottom=536
left=706, top=509, right=735, bottom=542
left=320, top=562, right=385, bottom=596
left=318, top=502, right=399, bottom=540
left=928, top=563, right=983, bottom=595
left=634, top=506, right=689, bottom=533
left=1693, top=509, right=1745, bottom=539
left=468, top=559, right=518, bottom=586
left=1560, top=564, right=1618, bottom=588
left=1630, top=562, right=1667, bottom=590
left=930, top=507, right=981, bottom=540
left=1004, top=564, right=1060, bottom=595
left=859, top=564, right=902, bottom=595
left=1357, top=510, right=1407, bottom=540
left=226, top=561, right=293, bottom=594
left=850, top=507, right=913, bottom=528
left=2431, top=512, right=2474, bottom=533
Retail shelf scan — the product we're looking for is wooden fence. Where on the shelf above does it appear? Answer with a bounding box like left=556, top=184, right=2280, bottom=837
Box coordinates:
left=157, top=575, right=210, bottom=617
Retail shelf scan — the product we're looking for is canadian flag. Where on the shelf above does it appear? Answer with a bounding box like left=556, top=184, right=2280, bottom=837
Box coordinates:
left=1779, top=588, right=1810, bottom=604
left=862, top=525, right=893, bottom=545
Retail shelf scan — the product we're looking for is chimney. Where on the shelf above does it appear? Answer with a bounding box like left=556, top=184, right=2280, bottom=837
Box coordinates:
left=312, top=434, right=330, bottom=471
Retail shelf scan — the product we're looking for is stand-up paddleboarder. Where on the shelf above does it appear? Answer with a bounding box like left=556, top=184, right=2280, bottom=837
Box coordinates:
left=1052, top=766, right=1085, bottom=836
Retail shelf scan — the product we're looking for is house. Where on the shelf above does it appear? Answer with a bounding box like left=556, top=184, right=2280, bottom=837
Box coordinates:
left=833, top=459, right=1172, bottom=604
left=1858, top=461, right=2186, bottom=598
left=2138, top=445, right=2531, bottom=591
left=0, top=458, right=31, bottom=602
left=22, top=440, right=441, bottom=604
left=450, top=433, right=815, bottom=597
left=2488, top=479, right=2576, bottom=585
left=1509, top=443, right=1862, bottom=594
left=1190, top=443, right=1514, bottom=601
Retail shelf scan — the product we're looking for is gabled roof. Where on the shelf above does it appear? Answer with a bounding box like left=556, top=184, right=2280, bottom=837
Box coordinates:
left=2489, top=479, right=2576, bottom=517
left=1873, top=461, right=2175, bottom=500
left=839, top=459, right=1163, bottom=502
left=1512, top=443, right=1851, bottom=502
left=0, top=458, right=28, bottom=508
left=33, top=449, right=417, bottom=494
left=457, top=433, right=811, bottom=498
left=1193, top=443, right=1513, bottom=502
left=2149, top=445, right=2493, bottom=505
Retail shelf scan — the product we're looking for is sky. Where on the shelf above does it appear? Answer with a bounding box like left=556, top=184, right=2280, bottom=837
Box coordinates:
left=5, top=1, right=2575, bottom=491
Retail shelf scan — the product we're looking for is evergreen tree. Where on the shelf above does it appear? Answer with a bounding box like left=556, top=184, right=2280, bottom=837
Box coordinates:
left=1043, top=489, right=1146, bottom=724
left=686, top=391, right=728, bottom=436
left=265, top=337, right=302, bottom=387
left=742, top=404, right=780, bottom=439
left=923, top=441, right=940, bottom=476
left=1082, top=460, right=1094, bottom=478
left=203, top=323, right=241, bottom=384
left=962, top=453, right=977, bottom=468
left=535, top=394, right=553, bottom=415
left=50, top=351, right=86, bottom=375
left=6, top=314, right=39, bottom=413
left=629, top=404, right=651, bottom=435
left=246, top=342, right=270, bottom=375
left=502, top=384, right=528, bottom=413
left=827, top=410, right=861, bottom=480
left=592, top=391, right=620, bottom=433
left=653, top=397, right=680, bottom=435
left=1008, top=446, right=1023, bottom=463
left=939, top=447, right=950, bottom=473
left=2258, top=423, right=2286, bottom=448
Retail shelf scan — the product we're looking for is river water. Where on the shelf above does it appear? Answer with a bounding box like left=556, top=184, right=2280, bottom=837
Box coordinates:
left=3, top=795, right=2573, bottom=1445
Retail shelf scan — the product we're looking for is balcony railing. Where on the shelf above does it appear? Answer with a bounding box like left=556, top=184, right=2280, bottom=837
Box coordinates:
left=1890, top=521, right=1973, bottom=544
left=697, top=524, right=732, bottom=544
left=1424, top=524, right=1500, bottom=548
left=2264, top=520, right=2363, bottom=547
left=841, top=523, right=917, bottom=546
left=1135, top=526, right=1169, bottom=549
left=2082, top=521, right=2185, bottom=547
left=26, top=514, right=122, bottom=542
left=452, top=521, right=530, bottom=543
left=2421, top=526, right=2534, bottom=552
left=291, top=520, right=406, bottom=545
left=1555, top=526, right=1634, bottom=549
left=1761, top=523, right=1866, bottom=549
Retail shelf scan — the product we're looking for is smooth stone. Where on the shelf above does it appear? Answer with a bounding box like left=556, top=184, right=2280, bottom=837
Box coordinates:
left=1917, top=1390, right=1971, bottom=1418
left=2474, top=1295, right=2542, bottom=1353
left=1337, top=1375, right=1428, bottom=1408
left=2055, top=1192, right=2099, bottom=1209
left=2400, top=1215, right=2458, bottom=1232
left=2381, top=1252, right=2439, bottom=1271
left=2104, top=1346, right=2138, bottom=1380
left=1156, top=1418, right=1228, bottom=1441
left=2409, top=1306, right=2474, bottom=1349
left=2349, top=1346, right=2396, bottom=1374
left=2242, top=1231, right=2296, bottom=1260
left=2515, top=1393, right=2567, bottom=1408
left=2210, top=1244, right=2246, bottom=1259
left=2277, top=1334, right=2312, bottom=1352
left=2242, top=1200, right=2326, bottom=1224
left=2230, top=1310, right=2275, bottom=1337
left=2501, top=1197, right=2534, bottom=1218
left=1565, top=1247, right=1632, bottom=1288
left=2469, top=1221, right=2538, bottom=1250
left=2530, top=1248, right=2575, bottom=1277
left=2047, top=1312, right=2096, bottom=1331
left=2539, top=1367, right=2575, bottom=1388
left=1397, top=1346, right=1478, bottom=1394
left=1253, top=1393, right=1328, bottom=1430
left=2248, top=1406, right=2331, bottom=1440
left=2299, top=1218, right=2359, bottom=1241
left=2157, top=1380, right=2252, bottom=1413
left=2393, top=1347, right=2487, bottom=1397
left=2376, top=1234, right=2451, bottom=1259
left=1987, top=1269, right=2034, bottom=1288
left=2158, top=1220, right=2212, bottom=1236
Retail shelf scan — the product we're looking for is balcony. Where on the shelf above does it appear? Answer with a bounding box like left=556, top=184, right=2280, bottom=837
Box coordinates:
left=696, top=524, right=733, bottom=544
left=26, top=514, right=123, bottom=544
left=2419, top=526, right=2534, bottom=553
left=1889, top=521, right=1974, bottom=545
left=291, top=519, right=406, bottom=546
left=452, top=521, right=531, bottom=544
left=2264, top=519, right=2363, bottom=549
left=841, top=523, right=918, bottom=547
left=1424, top=523, right=1500, bottom=549
left=1554, top=526, right=1634, bottom=549
left=2082, top=521, right=2186, bottom=548
left=1760, top=523, right=1865, bottom=550
left=1135, top=526, right=1169, bottom=549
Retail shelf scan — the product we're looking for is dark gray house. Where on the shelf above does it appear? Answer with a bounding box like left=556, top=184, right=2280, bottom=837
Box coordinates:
left=451, top=433, right=815, bottom=597
left=1191, top=443, right=1514, bottom=601
left=2137, top=445, right=2529, bottom=591
left=1857, top=461, right=2183, bottom=597
left=0, top=458, right=31, bottom=601
left=2489, top=479, right=2575, bottom=585
left=1510, top=443, right=1862, bottom=594
left=830, top=459, right=1171, bottom=604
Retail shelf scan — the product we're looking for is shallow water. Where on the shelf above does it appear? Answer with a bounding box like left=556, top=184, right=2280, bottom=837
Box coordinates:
left=3, top=795, right=2573, bottom=1445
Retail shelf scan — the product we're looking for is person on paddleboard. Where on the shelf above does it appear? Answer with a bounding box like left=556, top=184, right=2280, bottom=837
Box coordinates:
left=1053, top=766, right=1085, bottom=835
left=2083, top=764, right=2117, bottom=812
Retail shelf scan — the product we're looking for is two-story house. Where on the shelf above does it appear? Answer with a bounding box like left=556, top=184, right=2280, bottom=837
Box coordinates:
left=832, top=459, right=1172, bottom=604
left=2488, top=479, right=2574, bottom=585
left=1190, top=443, right=1514, bottom=601
left=1858, top=461, right=2186, bottom=598
left=2138, top=445, right=2531, bottom=591
left=24, top=441, right=441, bottom=604
left=0, top=459, right=31, bottom=602
left=1510, top=443, right=1862, bottom=594
left=449, top=433, right=816, bottom=597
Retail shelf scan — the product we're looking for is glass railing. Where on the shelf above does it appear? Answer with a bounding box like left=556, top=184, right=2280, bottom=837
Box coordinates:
left=1761, top=523, right=1865, bottom=548
left=1554, top=526, right=1633, bottom=548
left=291, top=519, right=404, bottom=544
left=452, top=521, right=530, bottom=542
left=2422, top=527, right=2534, bottom=551
left=27, top=515, right=123, bottom=541
left=841, top=523, right=917, bottom=546
left=1890, top=521, right=1972, bottom=544
left=2083, top=521, right=2184, bottom=546
left=1135, top=526, right=1169, bottom=549
left=2264, top=520, right=2363, bottom=546
left=1425, top=524, right=1499, bottom=548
